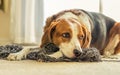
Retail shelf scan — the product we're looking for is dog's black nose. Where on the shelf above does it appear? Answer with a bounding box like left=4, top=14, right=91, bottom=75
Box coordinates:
left=73, top=49, right=81, bottom=57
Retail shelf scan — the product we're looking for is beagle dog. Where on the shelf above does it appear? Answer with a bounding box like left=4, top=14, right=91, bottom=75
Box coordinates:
left=7, top=9, right=120, bottom=60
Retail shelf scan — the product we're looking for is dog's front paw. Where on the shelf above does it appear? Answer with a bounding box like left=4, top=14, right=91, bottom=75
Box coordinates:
left=7, top=47, right=30, bottom=61
left=7, top=52, right=26, bottom=61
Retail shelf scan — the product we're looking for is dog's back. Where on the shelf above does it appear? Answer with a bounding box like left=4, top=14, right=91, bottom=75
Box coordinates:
left=82, top=10, right=116, bottom=50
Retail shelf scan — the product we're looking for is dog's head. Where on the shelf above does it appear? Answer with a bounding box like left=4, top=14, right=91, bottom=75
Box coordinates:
left=41, top=18, right=91, bottom=58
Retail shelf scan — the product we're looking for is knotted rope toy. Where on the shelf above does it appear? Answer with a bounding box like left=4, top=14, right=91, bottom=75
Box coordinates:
left=0, top=44, right=23, bottom=58
left=0, top=43, right=101, bottom=62
left=27, top=43, right=101, bottom=62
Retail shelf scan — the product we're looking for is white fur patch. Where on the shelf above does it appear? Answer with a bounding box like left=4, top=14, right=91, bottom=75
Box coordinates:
left=77, top=11, right=91, bottom=32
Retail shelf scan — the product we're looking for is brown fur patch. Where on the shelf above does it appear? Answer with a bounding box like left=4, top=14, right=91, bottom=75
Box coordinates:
left=103, top=22, right=120, bottom=56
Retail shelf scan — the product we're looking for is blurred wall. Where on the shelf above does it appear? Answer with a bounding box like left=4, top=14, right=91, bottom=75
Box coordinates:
left=44, top=0, right=99, bottom=24
left=0, top=0, right=11, bottom=44
left=103, top=0, right=120, bottom=21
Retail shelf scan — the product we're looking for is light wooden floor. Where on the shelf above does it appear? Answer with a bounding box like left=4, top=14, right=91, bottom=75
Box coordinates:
left=0, top=59, right=120, bottom=75
left=0, top=43, right=120, bottom=75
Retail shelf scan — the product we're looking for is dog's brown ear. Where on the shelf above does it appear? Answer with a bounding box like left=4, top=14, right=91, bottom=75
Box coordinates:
left=40, top=15, right=56, bottom=47
left=82, top=26, right=91, bottom=48
left=44, top=15, right=57, bottom=32
left=40, top=21, right=58, bottom=47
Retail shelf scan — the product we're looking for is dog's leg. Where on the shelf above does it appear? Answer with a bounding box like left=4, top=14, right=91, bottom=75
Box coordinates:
left=103, top=34, right=119, bottom=57
left=114, top=42, right=120, bottom=54
left=103, top=23, right=120, bottom=58
left=7, top=47, right=31, bottom=61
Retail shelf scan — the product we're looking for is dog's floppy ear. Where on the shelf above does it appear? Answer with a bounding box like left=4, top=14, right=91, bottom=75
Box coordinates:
left=44, top=15, right=56, bottom=32
left=82, top=26, right=91, bottom=48
left=40, top=21, right=58, bottom=47
left=40, top=15, right=56, bottom=47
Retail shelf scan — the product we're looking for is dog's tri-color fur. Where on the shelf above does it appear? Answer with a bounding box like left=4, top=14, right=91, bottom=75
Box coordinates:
left=7, top=9, right=120, bottom=60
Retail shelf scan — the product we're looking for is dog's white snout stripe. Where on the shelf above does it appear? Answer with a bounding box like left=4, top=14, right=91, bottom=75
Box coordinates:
left=74, top=41, right=83, bottom=53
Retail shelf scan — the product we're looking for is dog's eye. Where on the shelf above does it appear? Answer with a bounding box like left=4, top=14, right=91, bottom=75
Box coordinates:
left=62, top=33, right=70, bottom=38
left=79, top=35, right=84, bottom=40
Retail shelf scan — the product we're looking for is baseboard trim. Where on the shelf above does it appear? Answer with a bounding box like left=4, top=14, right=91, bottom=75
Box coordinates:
left=0, top=38, right=12, bottom=45
left=0, top=38, right=39, bottom=46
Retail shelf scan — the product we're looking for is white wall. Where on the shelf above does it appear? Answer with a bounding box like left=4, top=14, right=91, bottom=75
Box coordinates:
left=103, top=0, right=120, bottom=21
left=44, top=0, right=120, bottom=22
left=44, top=0, right=99, bottom=23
